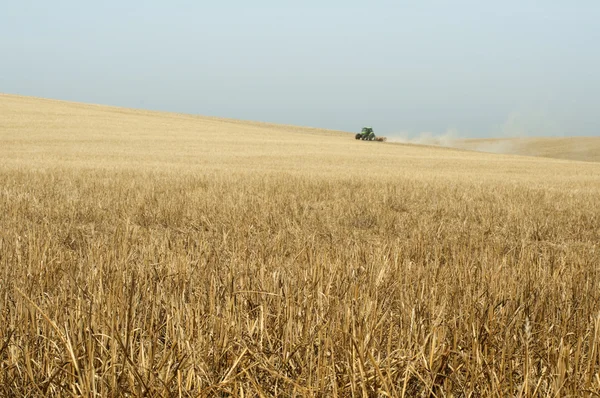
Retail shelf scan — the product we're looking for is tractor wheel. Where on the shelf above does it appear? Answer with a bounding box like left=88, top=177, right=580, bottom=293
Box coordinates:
left=355, top=134, right=362, bottom=140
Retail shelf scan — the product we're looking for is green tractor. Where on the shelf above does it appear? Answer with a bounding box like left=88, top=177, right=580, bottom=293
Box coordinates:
left=356, top=127, right=375, bottom=141
left=355, top=127, right=385, bottom=141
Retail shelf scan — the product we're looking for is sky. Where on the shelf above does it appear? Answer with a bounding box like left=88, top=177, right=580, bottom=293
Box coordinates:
left=1, top=1, right=599, bottom=138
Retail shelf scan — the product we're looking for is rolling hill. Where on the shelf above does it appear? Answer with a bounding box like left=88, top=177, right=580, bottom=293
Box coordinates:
left=1, top=93, right=597, bottom=185
left=455, top=136, right=600, bottom=162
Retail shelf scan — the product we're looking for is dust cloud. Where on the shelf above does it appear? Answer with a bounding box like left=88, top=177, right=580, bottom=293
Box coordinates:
left=388, top=129, right=519, bottom=155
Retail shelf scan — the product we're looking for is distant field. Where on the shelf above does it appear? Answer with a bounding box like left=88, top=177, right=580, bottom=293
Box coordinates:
left=2, top=93, right=600, bottom=396
left=455, top=136, right=600, bottom=162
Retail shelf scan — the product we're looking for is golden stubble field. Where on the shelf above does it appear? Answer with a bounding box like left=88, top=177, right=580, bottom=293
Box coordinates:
left=1, top=93, right=600, bottom=396
left=456, top=137, right=600, bottom=163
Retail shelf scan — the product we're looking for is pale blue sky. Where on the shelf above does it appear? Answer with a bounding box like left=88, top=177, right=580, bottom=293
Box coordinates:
left=2, top=1, right=599, bottom=137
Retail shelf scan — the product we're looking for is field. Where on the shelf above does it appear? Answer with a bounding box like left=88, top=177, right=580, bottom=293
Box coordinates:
left=455, top=137, right=600, bottom=163
left=1, top=93, right=600, bottom=396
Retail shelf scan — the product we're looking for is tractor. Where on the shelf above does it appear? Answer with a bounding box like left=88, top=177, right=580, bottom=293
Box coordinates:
left=356, top=127, right=375, bottom=141
left=355, top=127, right=386, bottom=141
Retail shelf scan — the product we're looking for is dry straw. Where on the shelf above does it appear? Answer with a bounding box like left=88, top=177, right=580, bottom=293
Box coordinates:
left=1, top=94, right=600, bottom=396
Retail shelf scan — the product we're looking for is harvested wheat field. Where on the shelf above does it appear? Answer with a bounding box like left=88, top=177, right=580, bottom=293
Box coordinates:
left=456, top=137, right=600, bottom=162
left=1, top=93, right=600, bottom=396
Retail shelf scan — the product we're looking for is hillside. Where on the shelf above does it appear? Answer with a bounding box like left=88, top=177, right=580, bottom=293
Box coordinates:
left=2, top=94, right=600, bottom=396
left=456, top=136, right=600, bottom=162
left=1, top=94, right=597, bottom=185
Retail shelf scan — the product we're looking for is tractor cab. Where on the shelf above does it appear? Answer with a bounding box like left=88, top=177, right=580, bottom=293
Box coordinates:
left=361, top=127, right=373, bottom=135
